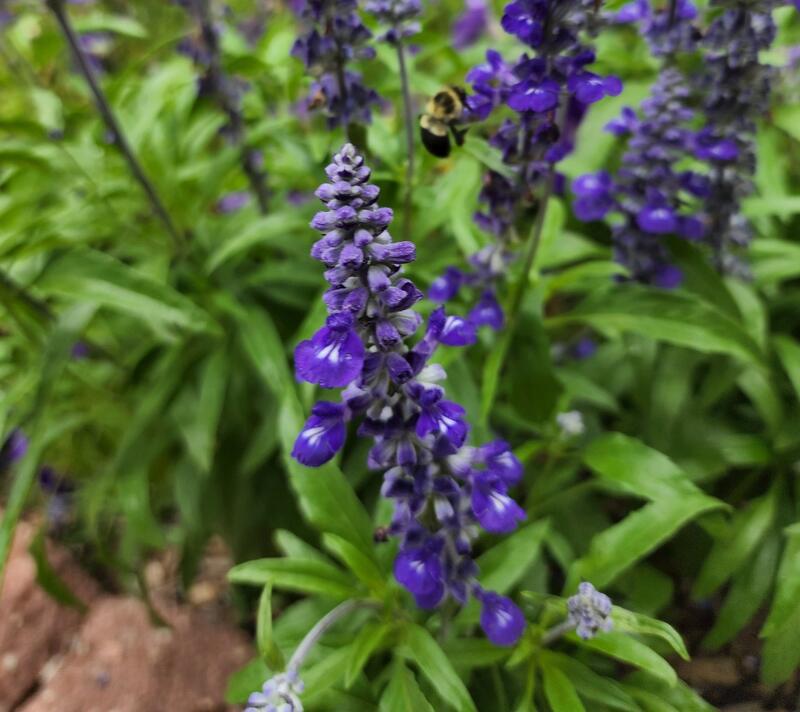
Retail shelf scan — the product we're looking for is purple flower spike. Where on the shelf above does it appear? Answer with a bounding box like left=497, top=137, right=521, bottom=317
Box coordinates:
left=479, top=592, right=526, bottom=646
left=452, top=0, right=488, bottom=49
left=471, top=473, right=526, bottom=533
left=292, top=401, right=347, bottom=466
left=292, top=144, right=527, bottom=642
left=294, top=313, right=365, bottom=388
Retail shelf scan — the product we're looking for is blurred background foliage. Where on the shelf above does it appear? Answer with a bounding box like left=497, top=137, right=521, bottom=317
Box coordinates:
left=1, top=0, right=800, bottom=708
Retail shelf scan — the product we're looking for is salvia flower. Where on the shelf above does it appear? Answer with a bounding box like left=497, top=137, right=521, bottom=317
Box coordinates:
left=291, top=0, right=380, bottom=127
left=692, top=0, right=782, bottom=276
left=245, top=671, right=304, bottom=712
left=609, top=0, right=701, bottom=56
left=365, top=0, right=421, bottom=44
left=567, top=582, right=613, bottom=639
left=0, top=429, right=28, bottom=471
left=573, top=68, right=706, bottom=286
left=433, top=0, right=621, bottom=328
left=293, top=144, right=528, bottom=646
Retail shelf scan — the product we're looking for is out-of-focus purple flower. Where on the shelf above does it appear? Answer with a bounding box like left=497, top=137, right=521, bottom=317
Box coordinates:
left=0, top=429, right=29, bottom=470
left=216, top=190, right=250, bottom=213
left=452, top=0, right=488, bottom=49
left=291, top=0, right=380, bottom=127
left=479, top=591, right=526, bottom=646
left=71, top=341, right=91, bottom=359
left=287, top=189, right=312, bottom=206
left=609, top=0, right=700, bottom=56
left=571, top=337, right=597, bottom=360
left=291, top=145, right=527, bottom=646
left=366, top=0, right=421, bottom=44
left=429, top=267, right=464, bottom=303
left=567, top=582, right=613, bottom=639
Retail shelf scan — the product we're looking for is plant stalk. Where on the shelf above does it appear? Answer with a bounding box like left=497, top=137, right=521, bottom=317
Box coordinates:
left=540, top=620, right=575, bottom=646
left=288, top=599, right=380, bottom=673
left=396, top=41, right=415, bottom=241
left=46, top=0, right=184, bottom=249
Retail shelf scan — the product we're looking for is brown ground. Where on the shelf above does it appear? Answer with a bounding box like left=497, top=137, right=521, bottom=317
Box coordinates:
left=0, top=522, right=253, bottom=712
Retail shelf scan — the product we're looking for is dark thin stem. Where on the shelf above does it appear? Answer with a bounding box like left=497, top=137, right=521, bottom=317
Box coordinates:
left=333, top=46, right=356, bottom=144
left=190, top=0, right=269, bottom=213
left=396, top=41, right=415, bottom=241
left=46, top=0, right=184, bottom=249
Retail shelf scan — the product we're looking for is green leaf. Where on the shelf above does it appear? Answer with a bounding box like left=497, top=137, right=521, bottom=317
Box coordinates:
left=625, top=672, right=715, bottom=712
left=703, top=530, right=780, bottom=650
left=73, top=12, right=149, bottom=37
left=345, top=621, right=391, bottom=687
left=401, top=624, right=477, bottom=712
left=322, top=533, right=386, bottom=592
left=550, top=286, right=764, bottom=366
left=750, top=239, right=800, bottom=284
left=225, top=657, right=269, bottom=704
left=541, top=652, right=638, bottom=712
left=462, top=135, right=515, bottom=180
left=40, top=249, right=219, bottom=338
left=575, top=631, right=677, bottom=686
left=227, top=558, right=358, bottom=599
left=570, top=493, right=724, bottom=589
left=761, top=601, right=800, bottom=687
left=236, top=305, right=377, bottom=562
left=274, top=530, right=333, bottom=564
left=624, top=686, right=679, bottom=712
left=28, top=527, right=87, bottom=612
left=476, top=519, right=549, bottom=594
left=379, top=661, right=436, bottom=712
left=256, top=584, right=285, bottom=669
left=0, top=303, right=95, bottom=583
left=583, top=433, right=717, bottom=503
left=774, top=334, right=800, bottom=401
left=762, top=526, right=800, bottom=637
left=693, top=488, right=777, bottom=599
left=611, top=608, right=689, bottom=661
left=541, top=659, right=586, bottom=712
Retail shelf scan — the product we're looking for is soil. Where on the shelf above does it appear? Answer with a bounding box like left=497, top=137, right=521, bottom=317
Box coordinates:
left=0, top=521, right=253, bottom=712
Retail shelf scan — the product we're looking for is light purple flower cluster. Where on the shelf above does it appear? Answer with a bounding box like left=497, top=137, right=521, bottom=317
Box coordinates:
left=246, top=671, right=304, bottom=712
left=291, top=0, right=380, bottom=127
left=292, top=144, right=528, bottom=647
left=567, top=582, right=613, bottom=639
left=432, top=0, right=620, bottom=326
left=572, top=67, right=707, bottom=287
left=365, top=0, right=421, bottom=44
left=609, top=0, right=701, bottom=56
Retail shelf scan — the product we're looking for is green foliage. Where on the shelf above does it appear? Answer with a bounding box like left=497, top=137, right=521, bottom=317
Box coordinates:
left=1, top=0, right=799, bottom=709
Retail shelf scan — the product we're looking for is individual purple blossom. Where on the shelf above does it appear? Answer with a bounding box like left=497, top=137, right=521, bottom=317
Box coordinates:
left=292, top=144, right=528, bottom=646
left=567, top=582, right=613, bottom=639
left=216, top=190, right=250, bottom=213
left=291, top=0, right=380, bottom=127
left=452, top=0, right=489, bottom=49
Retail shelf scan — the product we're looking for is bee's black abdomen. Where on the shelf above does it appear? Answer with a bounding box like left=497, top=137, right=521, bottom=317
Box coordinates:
left=421, top=127, right=451, bottom=157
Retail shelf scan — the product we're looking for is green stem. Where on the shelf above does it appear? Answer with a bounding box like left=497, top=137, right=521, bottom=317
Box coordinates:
left=396, top=41, right=415, bottom=241
left=46, top=0, right=184, bottom=250
left=540, top=620, right=574, bottom=647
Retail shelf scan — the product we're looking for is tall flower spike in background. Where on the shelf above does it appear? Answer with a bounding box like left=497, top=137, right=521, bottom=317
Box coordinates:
left=292, top=144, right=527, bottom=646
left=291, top=0, right=380, bottom=132
left=693, top=0, right=786, bottom=276
left=366, top=0, right=421, bottom=239
left=431, top=0, right=621, bottom=331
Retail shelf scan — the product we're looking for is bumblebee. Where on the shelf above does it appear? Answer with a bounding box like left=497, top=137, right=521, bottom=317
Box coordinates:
left=419, top=86, right=468, bottom=158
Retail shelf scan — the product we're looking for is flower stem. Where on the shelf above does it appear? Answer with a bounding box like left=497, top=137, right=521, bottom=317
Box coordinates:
left=396, top=41, right=415, bottom=241
left=287, top=600, right=380, bottom=674
left=190, top=0, right=269, bottom=213
left=540, top=619, right=575, bottom=647
left=46, top=0, right=184, bottom=250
